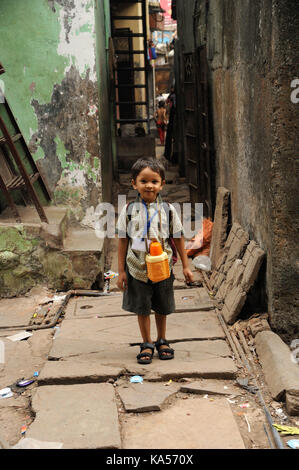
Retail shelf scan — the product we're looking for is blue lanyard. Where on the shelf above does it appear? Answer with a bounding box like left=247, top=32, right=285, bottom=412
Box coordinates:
left=141, top=200, right=158, bottom=239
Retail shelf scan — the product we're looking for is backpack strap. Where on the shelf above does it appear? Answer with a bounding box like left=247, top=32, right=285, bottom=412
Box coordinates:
left=160, top=201, right=173, bottom=238
left=126, top=199, right=175, bottom=254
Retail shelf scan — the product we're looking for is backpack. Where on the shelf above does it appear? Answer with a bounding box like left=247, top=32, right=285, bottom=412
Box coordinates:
left=126, top=201, right=178, bottom=265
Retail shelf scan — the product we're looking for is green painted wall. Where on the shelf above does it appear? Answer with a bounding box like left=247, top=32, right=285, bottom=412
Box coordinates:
left=0, top=0, right=111, bottom=217
left=0, top=0, right=67, bottom=153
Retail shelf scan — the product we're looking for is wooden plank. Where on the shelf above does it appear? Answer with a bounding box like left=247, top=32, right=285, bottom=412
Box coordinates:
left=0, top=115, right=48, bottom=223
left=0, top=133, right=21, bottom=146
left=3, top=99, right=52, bottom=201
left=7, top=172, right=39, bottom=190
left=7, top=175, right=22, bottom=189
left=0, top=172, right=21, bottom=222
left=113, top=32, right=144, bottom=38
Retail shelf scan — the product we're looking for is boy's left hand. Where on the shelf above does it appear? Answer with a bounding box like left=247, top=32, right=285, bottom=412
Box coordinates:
left=183, top=267, right=194, bottom=284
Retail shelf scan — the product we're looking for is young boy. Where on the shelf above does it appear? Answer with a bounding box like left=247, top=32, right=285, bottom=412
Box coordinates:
left=117, top=157, right=194, bottom=364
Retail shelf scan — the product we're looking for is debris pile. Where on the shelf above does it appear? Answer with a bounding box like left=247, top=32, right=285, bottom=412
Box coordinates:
left=210, top=223, right=265, bottom=324
left=29, top=294, right=67, bottom=327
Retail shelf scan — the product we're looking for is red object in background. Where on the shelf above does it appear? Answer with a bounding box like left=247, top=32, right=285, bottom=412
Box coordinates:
left=186, top=218, right=214, bottom=258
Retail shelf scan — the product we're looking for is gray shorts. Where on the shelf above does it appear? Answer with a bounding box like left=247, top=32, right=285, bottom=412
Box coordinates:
left=122, top=267, right=175, bottom=316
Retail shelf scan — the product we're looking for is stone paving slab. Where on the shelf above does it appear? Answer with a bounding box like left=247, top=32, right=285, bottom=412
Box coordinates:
left=49, top=311, right=225, bottom=359
left=0, top=329, right=53, bottom=389
left=48, top=340, right=237, bottom=381
left=26, top=384, right=121, bottom=449
left=117, top=382, right=180, bottom=412
left=122, top=397, right=245, bottom=449
left=166, top=311, right=225, bottom=342
left=174, top=288, right=214, bottom=311
left=179, top=379, right=242, bottom=396
left=221, top=285, right=247, bottom=324
left=64, top=293, right=131, bottom=319
left=38, top=362, right=124, bottom=385
left=0, top=297, right=41, bottom=328
left=210, top=187, right=230, bottom=270
left=64, top=288, right=213, bottom=319
left=141, top=357, right=237, bottom=381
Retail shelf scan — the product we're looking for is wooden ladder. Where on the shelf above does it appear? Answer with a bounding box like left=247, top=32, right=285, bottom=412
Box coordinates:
left=0, top=98, right=51, bottom=223
left=111, top=0, right=150, bottom=132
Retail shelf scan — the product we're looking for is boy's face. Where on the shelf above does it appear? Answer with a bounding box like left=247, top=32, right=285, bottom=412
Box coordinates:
left=132, top=167, right=165, bottom=203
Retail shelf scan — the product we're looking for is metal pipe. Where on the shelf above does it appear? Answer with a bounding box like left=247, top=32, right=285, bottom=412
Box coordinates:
left=257, top=388, right=284, bottom=449
left=230, top=323, right=285, bottom=450
left=263, top=423, right=275, bottom=449
left=217, top=313, right=284, bottom=449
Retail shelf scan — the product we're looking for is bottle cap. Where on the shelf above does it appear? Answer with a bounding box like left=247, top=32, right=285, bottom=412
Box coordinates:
left=150, top=241, right=163, bottom=256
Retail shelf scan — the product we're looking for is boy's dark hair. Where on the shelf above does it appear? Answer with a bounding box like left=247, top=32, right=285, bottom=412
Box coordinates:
left=131, top=157, right=166, bottom=182
left=158, top=100, right=165, bottom=108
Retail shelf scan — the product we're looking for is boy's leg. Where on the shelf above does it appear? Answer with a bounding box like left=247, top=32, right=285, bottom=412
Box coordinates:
left=138, top=314, right=153, bottom=355
left=154, top=313, right=172, bottom=357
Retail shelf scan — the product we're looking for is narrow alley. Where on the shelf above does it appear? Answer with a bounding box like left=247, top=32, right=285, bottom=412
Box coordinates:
left=0, top=0, right=298, bottom=454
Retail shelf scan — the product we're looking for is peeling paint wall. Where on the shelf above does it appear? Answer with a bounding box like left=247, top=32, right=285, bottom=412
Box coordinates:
left=0, top=0, right=112, bottom=219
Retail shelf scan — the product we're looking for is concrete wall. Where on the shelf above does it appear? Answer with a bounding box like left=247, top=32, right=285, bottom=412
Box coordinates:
left=205, top=0, right=299, bottom=341
left=176, top=0, right=299, bottom=341
left=0, top=0, right=112, bottom=219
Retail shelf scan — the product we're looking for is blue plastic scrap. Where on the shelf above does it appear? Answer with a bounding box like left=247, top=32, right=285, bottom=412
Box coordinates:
left=287, top=439, right=299, bottom=449
left=130, top=375, right=143, bottom=383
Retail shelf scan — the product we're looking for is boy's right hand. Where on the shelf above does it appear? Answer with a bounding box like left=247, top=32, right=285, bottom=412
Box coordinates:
left=117, top=271, right=128, bottom=291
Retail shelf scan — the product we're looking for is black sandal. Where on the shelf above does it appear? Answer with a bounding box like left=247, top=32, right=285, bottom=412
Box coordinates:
left=136, top=342, right=155, bottom=364
left=155, top=338, right=174, bottom=360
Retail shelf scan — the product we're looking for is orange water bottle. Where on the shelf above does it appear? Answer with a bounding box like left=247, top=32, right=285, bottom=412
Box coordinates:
left=146, top=241, right=170, bottom=283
